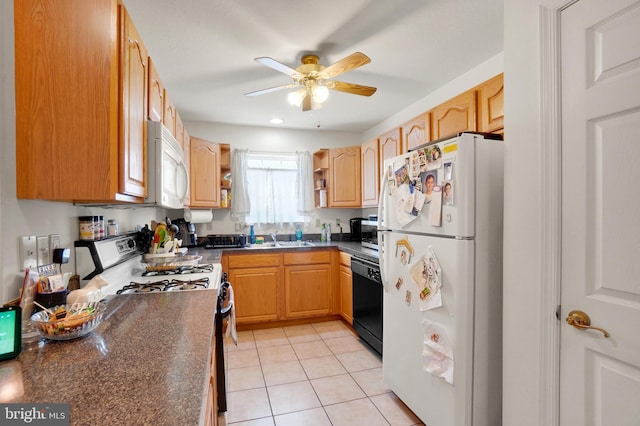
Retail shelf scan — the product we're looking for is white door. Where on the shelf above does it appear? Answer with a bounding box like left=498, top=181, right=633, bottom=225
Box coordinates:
left=560, top=1, right=640, bottom=425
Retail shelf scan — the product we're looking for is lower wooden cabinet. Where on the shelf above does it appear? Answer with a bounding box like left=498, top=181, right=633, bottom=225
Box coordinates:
left=224, top=249, right=336, bottom=324
left=284, top=264, right=332, bottom=318
left=203, top=334, right=218, bottom=426
left=228, top=266, right=280, bottom=323
left=338, top=252, right=353, bottom=324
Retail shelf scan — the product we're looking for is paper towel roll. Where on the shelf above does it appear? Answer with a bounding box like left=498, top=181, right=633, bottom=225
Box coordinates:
left=184, top=209, right=213, bottom=224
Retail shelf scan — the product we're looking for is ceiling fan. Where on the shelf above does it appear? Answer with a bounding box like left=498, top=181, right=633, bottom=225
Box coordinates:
left=244, top=52, right=377, bottom=111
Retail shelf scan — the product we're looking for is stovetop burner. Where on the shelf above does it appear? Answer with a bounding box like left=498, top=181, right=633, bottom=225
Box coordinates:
left=141, top=263, right=215, bottom=277
left=116, top=277, right=210, bottom=294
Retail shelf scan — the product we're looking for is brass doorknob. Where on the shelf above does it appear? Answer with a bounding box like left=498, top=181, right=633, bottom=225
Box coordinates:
left=566, top=310, right=610, bottom=338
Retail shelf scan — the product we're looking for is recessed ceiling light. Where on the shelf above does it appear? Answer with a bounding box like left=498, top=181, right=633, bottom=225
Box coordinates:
left=269, top=117, right=284, bottom=124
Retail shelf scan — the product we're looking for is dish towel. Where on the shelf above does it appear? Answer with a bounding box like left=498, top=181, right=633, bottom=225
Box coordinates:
left=225, top=284, right=238, bottom=345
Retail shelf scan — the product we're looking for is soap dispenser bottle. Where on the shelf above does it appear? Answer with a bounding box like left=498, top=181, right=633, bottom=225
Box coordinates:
left=320, top=223, right=327, bottom=242
left=249, top=225, right=256, bottom=244
left=295, top=225, right=303, bottom=242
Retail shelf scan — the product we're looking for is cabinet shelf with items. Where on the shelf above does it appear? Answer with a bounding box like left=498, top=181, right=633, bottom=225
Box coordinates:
left=313, top=149, right=329, bottom=208
left=220, top=143, right=231, bottom=208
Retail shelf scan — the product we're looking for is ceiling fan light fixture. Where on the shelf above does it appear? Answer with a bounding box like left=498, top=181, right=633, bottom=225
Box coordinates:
left=312, top=83, right=329, bottom=103
left=287, top=88, right=306, bottom=107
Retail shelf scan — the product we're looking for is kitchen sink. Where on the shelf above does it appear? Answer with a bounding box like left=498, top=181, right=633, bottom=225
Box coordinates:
left=276, top=241, right=316, bottom=247
left=245, top=241, right=316, bottom=249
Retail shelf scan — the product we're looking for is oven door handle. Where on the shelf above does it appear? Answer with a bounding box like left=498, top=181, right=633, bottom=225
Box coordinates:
left=220, top=300, right=233, bottom=318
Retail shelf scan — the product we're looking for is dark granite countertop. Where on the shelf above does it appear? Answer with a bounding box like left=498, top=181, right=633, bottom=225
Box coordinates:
left=7, top=291, right=217, bottom=426
left=197, top=239, right=379, bottom=264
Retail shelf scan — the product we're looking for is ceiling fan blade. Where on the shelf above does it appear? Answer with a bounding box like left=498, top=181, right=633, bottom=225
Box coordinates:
left=244, top=83, right=299, bottom=97
left=320, top=52, right=371, bottom=79
left=328, top=81, right=377, bottom=97
left=302, top=94, right=312, bottom=111
left=255, top=57, right=301, bottom=77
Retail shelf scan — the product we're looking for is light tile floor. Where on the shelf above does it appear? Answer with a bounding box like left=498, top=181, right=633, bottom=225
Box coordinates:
left=218, top=320, right=424, bottom=426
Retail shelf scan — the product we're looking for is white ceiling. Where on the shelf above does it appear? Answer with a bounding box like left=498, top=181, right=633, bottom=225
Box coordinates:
left=122, top=0, right=503, bottom=133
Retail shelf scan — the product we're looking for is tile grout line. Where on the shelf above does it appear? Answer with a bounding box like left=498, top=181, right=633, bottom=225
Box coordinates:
left=224, top=321, right=416, bottom=425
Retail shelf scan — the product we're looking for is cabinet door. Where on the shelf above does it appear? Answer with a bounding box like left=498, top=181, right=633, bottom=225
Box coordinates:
left=478, top=73, right=504, bottom=134
left=229, top=267, right=280, bottom=323
left=15, top=0, right=120, bottom=201
left=148, top=58, right=164, bottom=122
left=163, top=90, right=177, bottom=137
left=328, top=146, right=361, bottom=207
left=361, top=138, right=380, bottom=208
left=431, top=90, right=477, bottom=140
left=190, top=137, right=221, bottom=208
left=402, top=112, right=431, bottom=152
left=339, top=263, right=353, bottom=324
left=284, top=264, right=332, bottom=318
left=120, top=5, right=148, bottom=198
left=379, top=128, right=402, bottom=163
left=175, top=112, right=185, bottom=151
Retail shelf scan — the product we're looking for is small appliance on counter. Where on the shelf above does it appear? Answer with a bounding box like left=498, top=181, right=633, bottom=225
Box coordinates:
left=349, top=218, right=367, bottom=242
left=174, top=218, right=198, bottom=247
left=205, top=234, right=247, bottom=249
left=360, top=220, right=379, bottom=250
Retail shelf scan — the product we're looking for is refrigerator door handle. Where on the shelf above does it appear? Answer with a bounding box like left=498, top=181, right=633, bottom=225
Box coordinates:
left=379, top=231, right=387, bottom=292
left=377, top=169, right=388, bottom=229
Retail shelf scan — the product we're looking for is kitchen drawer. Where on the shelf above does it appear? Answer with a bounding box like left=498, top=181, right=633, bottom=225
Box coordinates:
left=283, top=250, right=331, bottom=266
left=227, top=253, right=281, bottom=268
left=339, top=251, right=351, bottom=267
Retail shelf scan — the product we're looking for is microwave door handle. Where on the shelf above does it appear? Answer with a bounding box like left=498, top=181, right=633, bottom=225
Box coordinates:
left=178, top=159, right=190, bottom=200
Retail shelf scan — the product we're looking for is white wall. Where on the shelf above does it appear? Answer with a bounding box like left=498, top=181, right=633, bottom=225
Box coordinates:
left=175, top=122, right=365, bottom=237
left=502, top=0, right=547, bottom=424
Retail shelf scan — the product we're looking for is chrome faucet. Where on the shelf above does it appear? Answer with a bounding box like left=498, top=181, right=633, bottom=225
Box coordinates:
left=270, top=232, right=278, bottom=243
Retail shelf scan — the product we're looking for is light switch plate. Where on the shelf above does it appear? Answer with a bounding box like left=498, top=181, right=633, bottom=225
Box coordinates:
left=20, top=235, right=37, bottom=271
left=37, top=235, right=49, bottom=266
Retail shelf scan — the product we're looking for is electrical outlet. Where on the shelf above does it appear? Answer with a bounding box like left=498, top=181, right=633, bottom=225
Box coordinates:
left=335, top=218, right=341, bottom=225
left=315, top=218, right=321, bottom=227
left=20, top=235, right=37, bottom=271
left=49, top=234, right=61, bottom=263
left=37, top=236, right=49, bottom=266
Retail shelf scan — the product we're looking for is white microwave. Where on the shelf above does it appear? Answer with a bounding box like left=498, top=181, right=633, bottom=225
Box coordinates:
left=145, top=121, right=189, bottom=209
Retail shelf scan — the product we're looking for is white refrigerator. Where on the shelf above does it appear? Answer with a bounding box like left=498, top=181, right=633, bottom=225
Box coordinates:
left=378, top=132, right=504, bottom=426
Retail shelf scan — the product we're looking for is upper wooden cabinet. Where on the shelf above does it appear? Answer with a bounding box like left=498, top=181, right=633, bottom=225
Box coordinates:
left=175, top=111, right=185, bottom=151
left=163, top=90, right=177, bottom=138
left=189, top=137, right=221, bottom=208
left=361, top=138, right=380, bottom=208
left=328, top=146, right=361, bottom=208
left=431, top=90, right=477, bottom=140
left=120, top=7, right=148, bottom=199
left=313, top=149, right=329, bottom=208
left=219, top=143, right=231, bottom=208
left=379, top=128, right=402, bottom=163
left=148, top=58, right=164, bottom=122
left=402, top=112, right=431, bottom=152
left=478, top=73, right=504, bottom=134
left=15, top=0, right=147, bottom=202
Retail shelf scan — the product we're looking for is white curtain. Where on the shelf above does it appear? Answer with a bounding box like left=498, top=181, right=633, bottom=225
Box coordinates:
left=230, top=149, right=250, bottom=222
left=296, top=151, right=315, bottom=216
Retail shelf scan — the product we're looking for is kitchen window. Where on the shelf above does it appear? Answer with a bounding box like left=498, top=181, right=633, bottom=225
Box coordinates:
left=243, top=151, right=313, bottom=225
